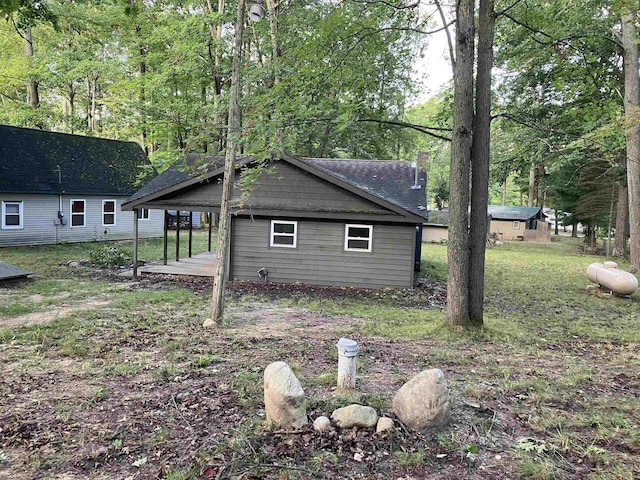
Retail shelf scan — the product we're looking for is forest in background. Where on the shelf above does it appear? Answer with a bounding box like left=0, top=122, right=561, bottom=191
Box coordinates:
left=0, top=0, right=637, bottom=243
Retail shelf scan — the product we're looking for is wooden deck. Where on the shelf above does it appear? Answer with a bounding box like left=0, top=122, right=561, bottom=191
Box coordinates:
left=138, top=252, right=217, bottom=277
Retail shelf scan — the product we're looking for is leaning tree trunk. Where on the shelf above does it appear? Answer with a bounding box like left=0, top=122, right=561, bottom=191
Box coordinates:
left=206, top=0, right=246, bottom=326
left=468, top=0, right=495, bottom=326
left=613, top=181, right=628, bottom=257
left=622, top=11, right=640, bottom=272
left=446, top=0, right=474, bottom=327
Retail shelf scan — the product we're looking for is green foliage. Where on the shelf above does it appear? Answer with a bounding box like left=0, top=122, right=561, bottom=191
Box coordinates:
left=89, top=244, right=132, bottom=267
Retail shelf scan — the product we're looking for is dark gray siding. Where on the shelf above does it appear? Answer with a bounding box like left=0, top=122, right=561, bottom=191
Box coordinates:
left=0, top=194, right=163, bottom=247
left=230, top=217, right=415, bottom=288
left=151, top=162, right=394, bottom=217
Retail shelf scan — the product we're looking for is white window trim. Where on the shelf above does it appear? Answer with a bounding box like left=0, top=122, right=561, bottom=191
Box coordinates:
left=270, top=220, right=297, bottom=248
left=102, top=199, right=116, bottom=227
left=70, top=199, right=86, bottom=228
left=137, top=208, right=150, bottom=220
left=344, top=224, right=373, bottom=252
left=2, top=201, right=23, bottom=230
left=513, top=221, right=520, bottom=230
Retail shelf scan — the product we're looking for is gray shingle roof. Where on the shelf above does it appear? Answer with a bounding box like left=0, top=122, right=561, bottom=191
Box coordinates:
left=301, top=157, right=428, bottom=219
left=124, top=154, right=428, bottom=220
left=124, top=153, right=228, bottom=205
left=0, top=124, right=148, bottom=195
left=487, top=206, right=543, bottom=221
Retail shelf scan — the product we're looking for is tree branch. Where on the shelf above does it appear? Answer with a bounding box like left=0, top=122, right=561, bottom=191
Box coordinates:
left=358, top=118, right=452, bottom=141
left=435, top=0, right=455, bottom=74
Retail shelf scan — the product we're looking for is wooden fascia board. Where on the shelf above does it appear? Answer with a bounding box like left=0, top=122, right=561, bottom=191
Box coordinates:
left=133, top=202, right=219, bottom=212
left=232, top=209, right=420, bottom=224
left=281, top=155, right=424, bottom=222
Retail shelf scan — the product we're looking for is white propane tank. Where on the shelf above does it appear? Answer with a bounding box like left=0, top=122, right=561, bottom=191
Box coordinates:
left=586, top=261, right=639, bottom=296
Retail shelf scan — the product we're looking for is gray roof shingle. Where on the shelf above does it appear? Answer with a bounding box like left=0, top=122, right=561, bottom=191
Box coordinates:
left=124, top=154, right=428, bottom=220
left=0, top=124, right=148, bottom=195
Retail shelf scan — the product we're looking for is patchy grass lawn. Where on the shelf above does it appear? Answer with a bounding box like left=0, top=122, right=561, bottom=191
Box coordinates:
left=0, top=234, right=638, bottom=479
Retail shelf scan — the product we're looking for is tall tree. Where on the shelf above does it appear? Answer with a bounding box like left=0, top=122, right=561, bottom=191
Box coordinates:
left=622, top=10, right=640, bottom=271
left=468, top=0, right=495, bottom=324
left=206, top=0, right=247, bottom=327
left=446, top=0, right=474, bottom=326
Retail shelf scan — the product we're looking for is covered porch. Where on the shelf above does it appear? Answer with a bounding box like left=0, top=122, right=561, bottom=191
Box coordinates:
left=132, top=209, right=219, bottom=278
left=138, top=251, right=217, bottom=277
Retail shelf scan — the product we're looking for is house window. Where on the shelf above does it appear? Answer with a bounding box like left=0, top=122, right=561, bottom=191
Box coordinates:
left=270, top=220, right=297, bottom=248
left=70, top=199, right=86, bottom=227
left=2, top=201, right=23, bottom=229
left=137, top=208, right=150, bottom=220
left=102, top=200, right=116, bottom=226
left=513, top=221, right=520, bottom=230
left=345, top=224, right=373, bottom=252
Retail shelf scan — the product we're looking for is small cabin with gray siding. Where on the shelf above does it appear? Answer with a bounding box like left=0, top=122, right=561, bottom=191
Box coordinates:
left=0, top=125, right=163, bottom=247
left=123, top=154, right=428, bottom=289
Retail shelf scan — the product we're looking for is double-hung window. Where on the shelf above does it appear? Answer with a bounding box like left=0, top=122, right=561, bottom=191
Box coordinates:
left=270, top=220, right=297, bottom=248
left=70, top=199, right=86, bottom=227
left=513, top=221, right=520, bottom=230
left=102, top=200, right=116, bottom=226
left=344, top=224, right=373, bottom=252
left=2, top=201, right=23, bottom=229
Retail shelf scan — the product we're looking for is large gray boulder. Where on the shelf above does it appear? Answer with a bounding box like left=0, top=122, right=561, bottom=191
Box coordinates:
left=392, top=368, right=450, bottom=430
left=263, top=361, right=308, bottom=429
left=331, top=404, right=378, bottom=428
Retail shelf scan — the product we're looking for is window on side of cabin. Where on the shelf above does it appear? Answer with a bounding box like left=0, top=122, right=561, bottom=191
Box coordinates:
left=270, top=220, right=297, bottom=248
left=70, top=199, right=86, bottom=227
left=345, top=224, right=373, bottom=252
left=2, top=201, right=23, bottom=229
left=513, top=221, right=520, bottom=230
left=102, top=200, right=116, bottom=226
left=137, top=208, right=150, bottom=220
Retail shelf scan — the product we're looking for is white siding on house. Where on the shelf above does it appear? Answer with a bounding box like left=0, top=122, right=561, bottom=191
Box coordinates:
left=0, top=194, right=163, bottom=247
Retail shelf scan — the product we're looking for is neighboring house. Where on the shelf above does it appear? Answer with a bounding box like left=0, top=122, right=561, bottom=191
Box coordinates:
left=167, top=210, right=202, bottom=229
left=488, top=206, right=549, bottom=241
left=0, top=124, right=163, bottom=247
left=422, top=209, right=449, bottom=242
left=421, top=206, right=550, bottom=242
left=122, top=154, right=428, bottom=289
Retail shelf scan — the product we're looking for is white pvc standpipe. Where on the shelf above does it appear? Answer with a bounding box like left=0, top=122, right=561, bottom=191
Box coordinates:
left=336, top=338, right=359, bottom=391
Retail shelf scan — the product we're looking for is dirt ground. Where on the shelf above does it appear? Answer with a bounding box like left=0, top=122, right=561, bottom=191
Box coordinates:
left=0, top=274, right=637, bottom=479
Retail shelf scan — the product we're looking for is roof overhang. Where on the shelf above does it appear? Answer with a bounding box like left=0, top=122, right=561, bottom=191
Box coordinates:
left=122, top=155, right=426, bottom=224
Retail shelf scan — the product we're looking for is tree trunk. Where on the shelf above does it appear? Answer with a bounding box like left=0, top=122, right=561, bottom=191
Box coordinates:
left=468, top=0, right=494, bottom=326
left=446, top=0, right=474, bottom=327
left=207, top=0, right=246, bottom=326
left=622, top=11, right=640, bottom=272
left=528, top=164, right=535, bottom=207
left=537, top=162, right=545, bottom=207
left=502, top=179, right=507, bottom=205
left=25, top=28, right=39, bottom=110
left=613, top=181, right=628, bottom=257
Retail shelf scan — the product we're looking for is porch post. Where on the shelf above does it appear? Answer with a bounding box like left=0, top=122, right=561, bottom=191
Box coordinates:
left=176, top=210, right=180, bottom=262
left=133, top=209, right=139, bottom=278
left=188, top=211, right=193, bottom=258
left=208, top=212, right=213, bottom=252
left=163, top=210, right=168, bottom=265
